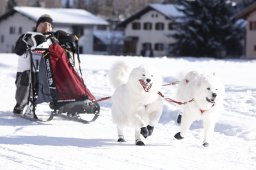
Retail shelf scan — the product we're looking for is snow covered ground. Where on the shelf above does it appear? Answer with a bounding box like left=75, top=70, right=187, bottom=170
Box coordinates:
left=0, top=54, right=255, bottom=170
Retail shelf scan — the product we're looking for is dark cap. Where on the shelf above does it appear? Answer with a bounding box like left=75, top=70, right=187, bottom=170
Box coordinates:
left=36, top=14, right=53, bottom=28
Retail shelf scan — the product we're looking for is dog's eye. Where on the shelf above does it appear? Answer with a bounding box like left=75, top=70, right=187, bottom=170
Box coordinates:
left=216, top=88, right=218, bottom=91
left=142, top=74, right=145, bottom=76
left=207, top=88, right=210, bottom=90
left=151, top=75, right=153, bottom=77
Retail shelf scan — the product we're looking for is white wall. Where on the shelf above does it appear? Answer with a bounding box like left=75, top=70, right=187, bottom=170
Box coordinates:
left=0, top=13, right=35, bottom=53
left=246, top=12, right=256, bottom=59
left=125, top=10, right=176, bottom=56
left=79, top=27, right=94, bottom=54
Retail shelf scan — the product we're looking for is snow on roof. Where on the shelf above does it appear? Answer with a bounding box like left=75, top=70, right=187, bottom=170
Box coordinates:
left=149, top=4, right=184, bottom=18
left=14, top=6, right=109, bottom=25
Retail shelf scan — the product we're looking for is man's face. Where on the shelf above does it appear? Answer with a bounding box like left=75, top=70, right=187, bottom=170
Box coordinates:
left=36, top=22, right=52, bottom=33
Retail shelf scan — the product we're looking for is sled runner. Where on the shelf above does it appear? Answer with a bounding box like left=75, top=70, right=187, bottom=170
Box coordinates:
left=20, top=31, right=100, bottom=123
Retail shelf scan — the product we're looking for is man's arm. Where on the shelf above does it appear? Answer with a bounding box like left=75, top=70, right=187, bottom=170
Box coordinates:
left=14, top=34, right=27, bottom=56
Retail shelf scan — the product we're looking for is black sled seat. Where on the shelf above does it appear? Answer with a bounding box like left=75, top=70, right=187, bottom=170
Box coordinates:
left=51, top=100, right=100, bottom=116
left=36, top=41, right=100, bottom=123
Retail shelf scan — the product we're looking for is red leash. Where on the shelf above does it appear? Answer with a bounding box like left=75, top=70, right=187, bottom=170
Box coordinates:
left=158, top=91, right=194, bottom=105
left=93, top=96, right=111, bottom=103
left=165, top=98, right=194, bottom=105
left=91, top=81, right=180, bottom=104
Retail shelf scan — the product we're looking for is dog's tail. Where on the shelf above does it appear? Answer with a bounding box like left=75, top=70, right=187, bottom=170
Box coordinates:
left=108, top=61, right=132, bottom=89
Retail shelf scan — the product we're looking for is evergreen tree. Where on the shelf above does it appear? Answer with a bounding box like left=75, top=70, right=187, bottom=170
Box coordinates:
left=6, top=0, right=17, bottom=12
left=170, top=0, right=244, bottom=58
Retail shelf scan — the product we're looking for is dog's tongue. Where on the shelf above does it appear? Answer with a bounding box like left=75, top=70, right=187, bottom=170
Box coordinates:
left=139, top=79, right=152, bottom=92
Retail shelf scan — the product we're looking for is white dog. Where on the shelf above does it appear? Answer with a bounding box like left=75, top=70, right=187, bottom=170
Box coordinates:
left=176, top=71, right=200, bottom=124
left=174, top=71, right=225, bottom=147
left=109, top=61, right=163, bottom=146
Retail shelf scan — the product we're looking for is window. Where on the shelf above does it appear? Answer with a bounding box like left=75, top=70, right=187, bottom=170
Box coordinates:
left=141, top=42, right=154, bottom=57
left=155, top=22, right=164, bottom=30
left=9, top=27, right=15, bottom=34
left=151, top=13, right=158, bottom=18
left=142, top=42, right=152, bottom=50
left=12, top=45, right=15, bottom=53
left=72, top=26, right=84, bottom=37
left=79, top=46, right=83, bottom=53
left=132, top=22, right=141, bottom=30
left=143, top=22, right=152, bottom=30
left=18, top=27, right=22, bottom=34
left=154, top=43, right=164, bottom=51
left=97, top=25, right=107, bottom=30
left=0, top=35, right=4, bottom=43
left=168, top=23, right=175, bottom=30
left=249, top=21, right=256, bottom=31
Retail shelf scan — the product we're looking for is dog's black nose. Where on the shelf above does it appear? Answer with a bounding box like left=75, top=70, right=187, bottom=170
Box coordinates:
left=146, top=78, right=151, bottom=83
left=212, top=93, right=217, bottom=98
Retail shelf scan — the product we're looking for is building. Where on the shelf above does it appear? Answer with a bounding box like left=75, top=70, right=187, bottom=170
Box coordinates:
left=0, top=0, right=64, bottom=16
left=0, top=6, right=110, bottom=54
left=236, top=2, right=256, bottom=59
left=117, top=3, right=183, bottom=57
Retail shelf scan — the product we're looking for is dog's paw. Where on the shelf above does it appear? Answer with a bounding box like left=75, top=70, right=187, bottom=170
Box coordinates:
left=174, top=132, right=184, bottom=140
left=136, top=140, right=145, bottom=146
left=117, top=138, right=126, bottom=142
left=147, top=125, right=154, bottom=136
left=177, top=114, right=182, bottom=124
left=203, top=142, right=209, bottom=147
left=140, top=127, right=149, bottom=138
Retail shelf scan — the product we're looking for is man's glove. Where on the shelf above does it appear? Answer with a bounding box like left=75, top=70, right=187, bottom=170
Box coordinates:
left=54, top=30, right=77, bottom=52
left=22, top=32, right=46, bottom=50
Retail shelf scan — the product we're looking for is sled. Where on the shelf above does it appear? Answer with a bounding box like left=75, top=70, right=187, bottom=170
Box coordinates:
left=21, top=32, right=100, bottom=123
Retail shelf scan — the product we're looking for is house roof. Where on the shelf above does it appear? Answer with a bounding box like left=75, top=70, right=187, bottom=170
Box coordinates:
left=0, top=10, right=16, bottom=22
left=117, top=3, right=183, bottom=28
left=236, top=2, right=256, bottom=19
left=0, top=6, right=109, bottom=25
left=93, top=30, right=123, bottom=45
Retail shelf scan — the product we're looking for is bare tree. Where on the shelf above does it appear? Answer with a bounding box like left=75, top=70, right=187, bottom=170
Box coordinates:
left=6, top=0, right=17, bottom=12
left=44, top=0, right=62, bottom=8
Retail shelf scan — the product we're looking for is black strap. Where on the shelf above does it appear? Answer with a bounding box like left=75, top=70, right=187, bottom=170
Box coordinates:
left=75, top=39, right=83, bottom=77
left=43, top=51, right=58, bottom=103
left=28, top=48, right=38, bottom=119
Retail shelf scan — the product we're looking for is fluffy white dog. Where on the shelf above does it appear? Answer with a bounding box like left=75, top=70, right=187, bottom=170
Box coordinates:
left=109, top=61, right=163, bottom=146
left=174, top=71, right=225, bottom=147
left=176, top=71, right=200, bottom=124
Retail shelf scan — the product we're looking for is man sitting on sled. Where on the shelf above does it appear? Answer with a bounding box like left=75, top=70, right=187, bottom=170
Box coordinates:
left=13, top=14, right=100, bottom=122
left=13, top=14, right=54, bottom=114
